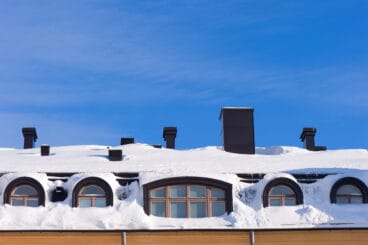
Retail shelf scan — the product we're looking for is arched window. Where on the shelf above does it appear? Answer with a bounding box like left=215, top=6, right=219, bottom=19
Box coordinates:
left=72, top=177, right=113, bottom=207
left=4, top=177, right=45, bottom=207
left=263, top=178, right=303, bottom=207
left=330, top=177, right=368, bottom=204
left=78, top=185, right=107, bottom=207
left=143, top=177, right=232, bottom=218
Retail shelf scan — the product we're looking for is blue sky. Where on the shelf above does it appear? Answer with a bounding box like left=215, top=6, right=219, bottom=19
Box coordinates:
left=0, top=0, right=367, bottom=149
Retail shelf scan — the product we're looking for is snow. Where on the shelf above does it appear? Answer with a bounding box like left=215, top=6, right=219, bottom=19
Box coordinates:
left=0, top=143, right=367, bottom=230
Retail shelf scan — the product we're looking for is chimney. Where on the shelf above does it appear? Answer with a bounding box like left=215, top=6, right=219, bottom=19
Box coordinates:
left=163, top=127, right=177, bottom=149
left=22, top=127, right=38, bottom=149
left=220, top=107, right=255, bottom=154
left=41, top=145, right=50, bottom=156
left=108, top=149, right=123, bottom=161
left=300, top=128, right=326, bottom=151
left=121, top=137, right=134, bottom=145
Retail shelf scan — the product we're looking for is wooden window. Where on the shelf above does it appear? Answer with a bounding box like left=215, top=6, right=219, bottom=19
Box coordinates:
left=10, top=185, right=39, bottom=207
left=330, top=177, right=368, bottom=204
left=268, top=185, right=296, bottom=206
left=77, top=185, right=107, bottom=207
left=149, top=184, right=226, bottom=218
left=335, top=184, right=363, bottom=204
left=262, top=178, right=303, bottom=207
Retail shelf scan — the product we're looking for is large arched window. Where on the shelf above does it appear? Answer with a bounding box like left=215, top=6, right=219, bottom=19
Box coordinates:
left=4, top=177, right=45, bottom=207
left=330, top=177, right=368, bottom=204
left=143, top=177, right=232, bottom=218
left=263, top=178, right=303, bottom=207
left=72, top=177, right=113, bottom=207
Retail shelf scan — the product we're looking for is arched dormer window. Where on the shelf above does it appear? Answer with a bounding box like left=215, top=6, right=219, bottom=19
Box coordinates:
left=263, top=178, right=303, bottom=207
left=330, top=177, right=368, bottom=204
left=143, top=177, right=233, bottom=218
left=72, top=177, right=113, bottom=207
left=4, top=177, right=45, bottom=207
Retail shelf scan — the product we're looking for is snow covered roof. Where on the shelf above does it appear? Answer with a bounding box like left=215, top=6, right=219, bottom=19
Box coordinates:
left=0, top=143, right=368, bottom=230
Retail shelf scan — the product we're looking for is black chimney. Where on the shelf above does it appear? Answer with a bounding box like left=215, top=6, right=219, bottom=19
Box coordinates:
left=121, top=138, right=134, bottom=145
left=220, top=107, right=255, bottom=154
left=41, top=145, right=50, bottom=156
left=300, top=128, right=326, bottom=151
left=108, top=149, right=123, bottom=161
left=22, top=127, right=38, bottom=149
left=163, top=127, right=177, bottom=149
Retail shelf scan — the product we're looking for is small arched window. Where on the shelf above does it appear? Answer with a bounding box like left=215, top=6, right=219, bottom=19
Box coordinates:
left=72, top=177, right=113, bottom=207
left=78, top=185, right=107, bottom=207
left=263, top=178, right=303, bottom=207
left=143, top=177, right=232, bottom=218
left=4, top=177, right=45, bottom=207
left=330, top=177, right=368, bottom=204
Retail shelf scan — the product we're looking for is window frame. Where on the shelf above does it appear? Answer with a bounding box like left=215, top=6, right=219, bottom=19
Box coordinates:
left=330, top=177, right=368, bottom=204
left=262, top=178, right=303, bottom=207
left=143, top=177, right=233, bottom=217
left=4, top=177, right=45, bottom=207
left=72, top=177, right=113, bottom=207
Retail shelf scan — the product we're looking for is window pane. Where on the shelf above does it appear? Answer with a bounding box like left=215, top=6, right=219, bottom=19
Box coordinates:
left=337, top=185, right=362, bottom=195
left=151, top=201, right=165, bottom=217
left=14, top=185, right=38, bottom=195
left=190, top=202, right=206, bottom=218
left=81, top=185, right=105, bottom=195
left=270, top=185, right=294, bottom=195
left=11, top=198, right=24, bottom=206
left=94, top=198, right=107, bottom=207
left=336, top=196, right=349, bottom=204
left=212, top=201, right=225, bottom=216
left=269, top=198, right=282, bottom=206
left=351, top=196, right=363, bottom=204
left=79, top=198, right=91, bottom=207
left=151, top=188, right=165, bottom=198
left=170, top=202, right=187, bottom=218
left=284, top=197, right=296, bottom=206
left=26, top=199, right=39, bottom=207
left=211, top=188, right=224, bottom=198
left=190, top=186, right=206, bottom=198
left=170, top=186, right=186, bottom=198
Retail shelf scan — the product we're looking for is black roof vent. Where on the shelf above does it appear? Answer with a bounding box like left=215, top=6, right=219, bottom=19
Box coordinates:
left=41, top=145, right=50, bottom=156
left=163, top=127, right=177, bottom=149
left=121, top=138, right=134, bottom=145
left=108, top=149, right=123, bottom=161
left=219, top=107, right=255, bottom=154
left=22, top=127, right=38, bottom=149
left=300, top=128, right=326, bottom=151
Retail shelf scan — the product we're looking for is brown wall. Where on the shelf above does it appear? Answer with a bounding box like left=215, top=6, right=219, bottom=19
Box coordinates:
left=127, top=231, right=249, bottom=245
left=0, top=230, right=367, bottom=245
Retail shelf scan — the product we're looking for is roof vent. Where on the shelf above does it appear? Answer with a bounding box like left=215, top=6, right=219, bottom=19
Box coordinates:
left=219, top=107, right=255, bottom=154
left=121, top=137, right=134, bottom=145
left=300, top=128, right=326, bottom=151
left=41, top=145, right=50, bottom=156
left=163, top=127, right=177, bottom=149
left=22, top=127, right=38, bottom=149
left=108, top=149, right=123, bottom=161
left=51, top=186, right=68, bottom=202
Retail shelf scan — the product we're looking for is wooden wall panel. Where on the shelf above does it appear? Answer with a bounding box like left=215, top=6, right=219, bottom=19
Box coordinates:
left=255, top=230, right=368, bottom=245
left=126, top=231, right=249, bottom=245
left=0, top=232, right=121, bottom=245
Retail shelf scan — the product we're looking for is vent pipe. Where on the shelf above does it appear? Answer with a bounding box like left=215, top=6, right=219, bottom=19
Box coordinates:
left=300, top=128, right=326, bottom=151
left=163, top=127, right=177, bottom=149
left=220, top=107, right=255, bottom=154
left=22, top=127, right=38, bottom=149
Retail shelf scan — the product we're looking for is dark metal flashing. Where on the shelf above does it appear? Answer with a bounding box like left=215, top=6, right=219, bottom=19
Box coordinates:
left=237, top=173, right=333, bottom=184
